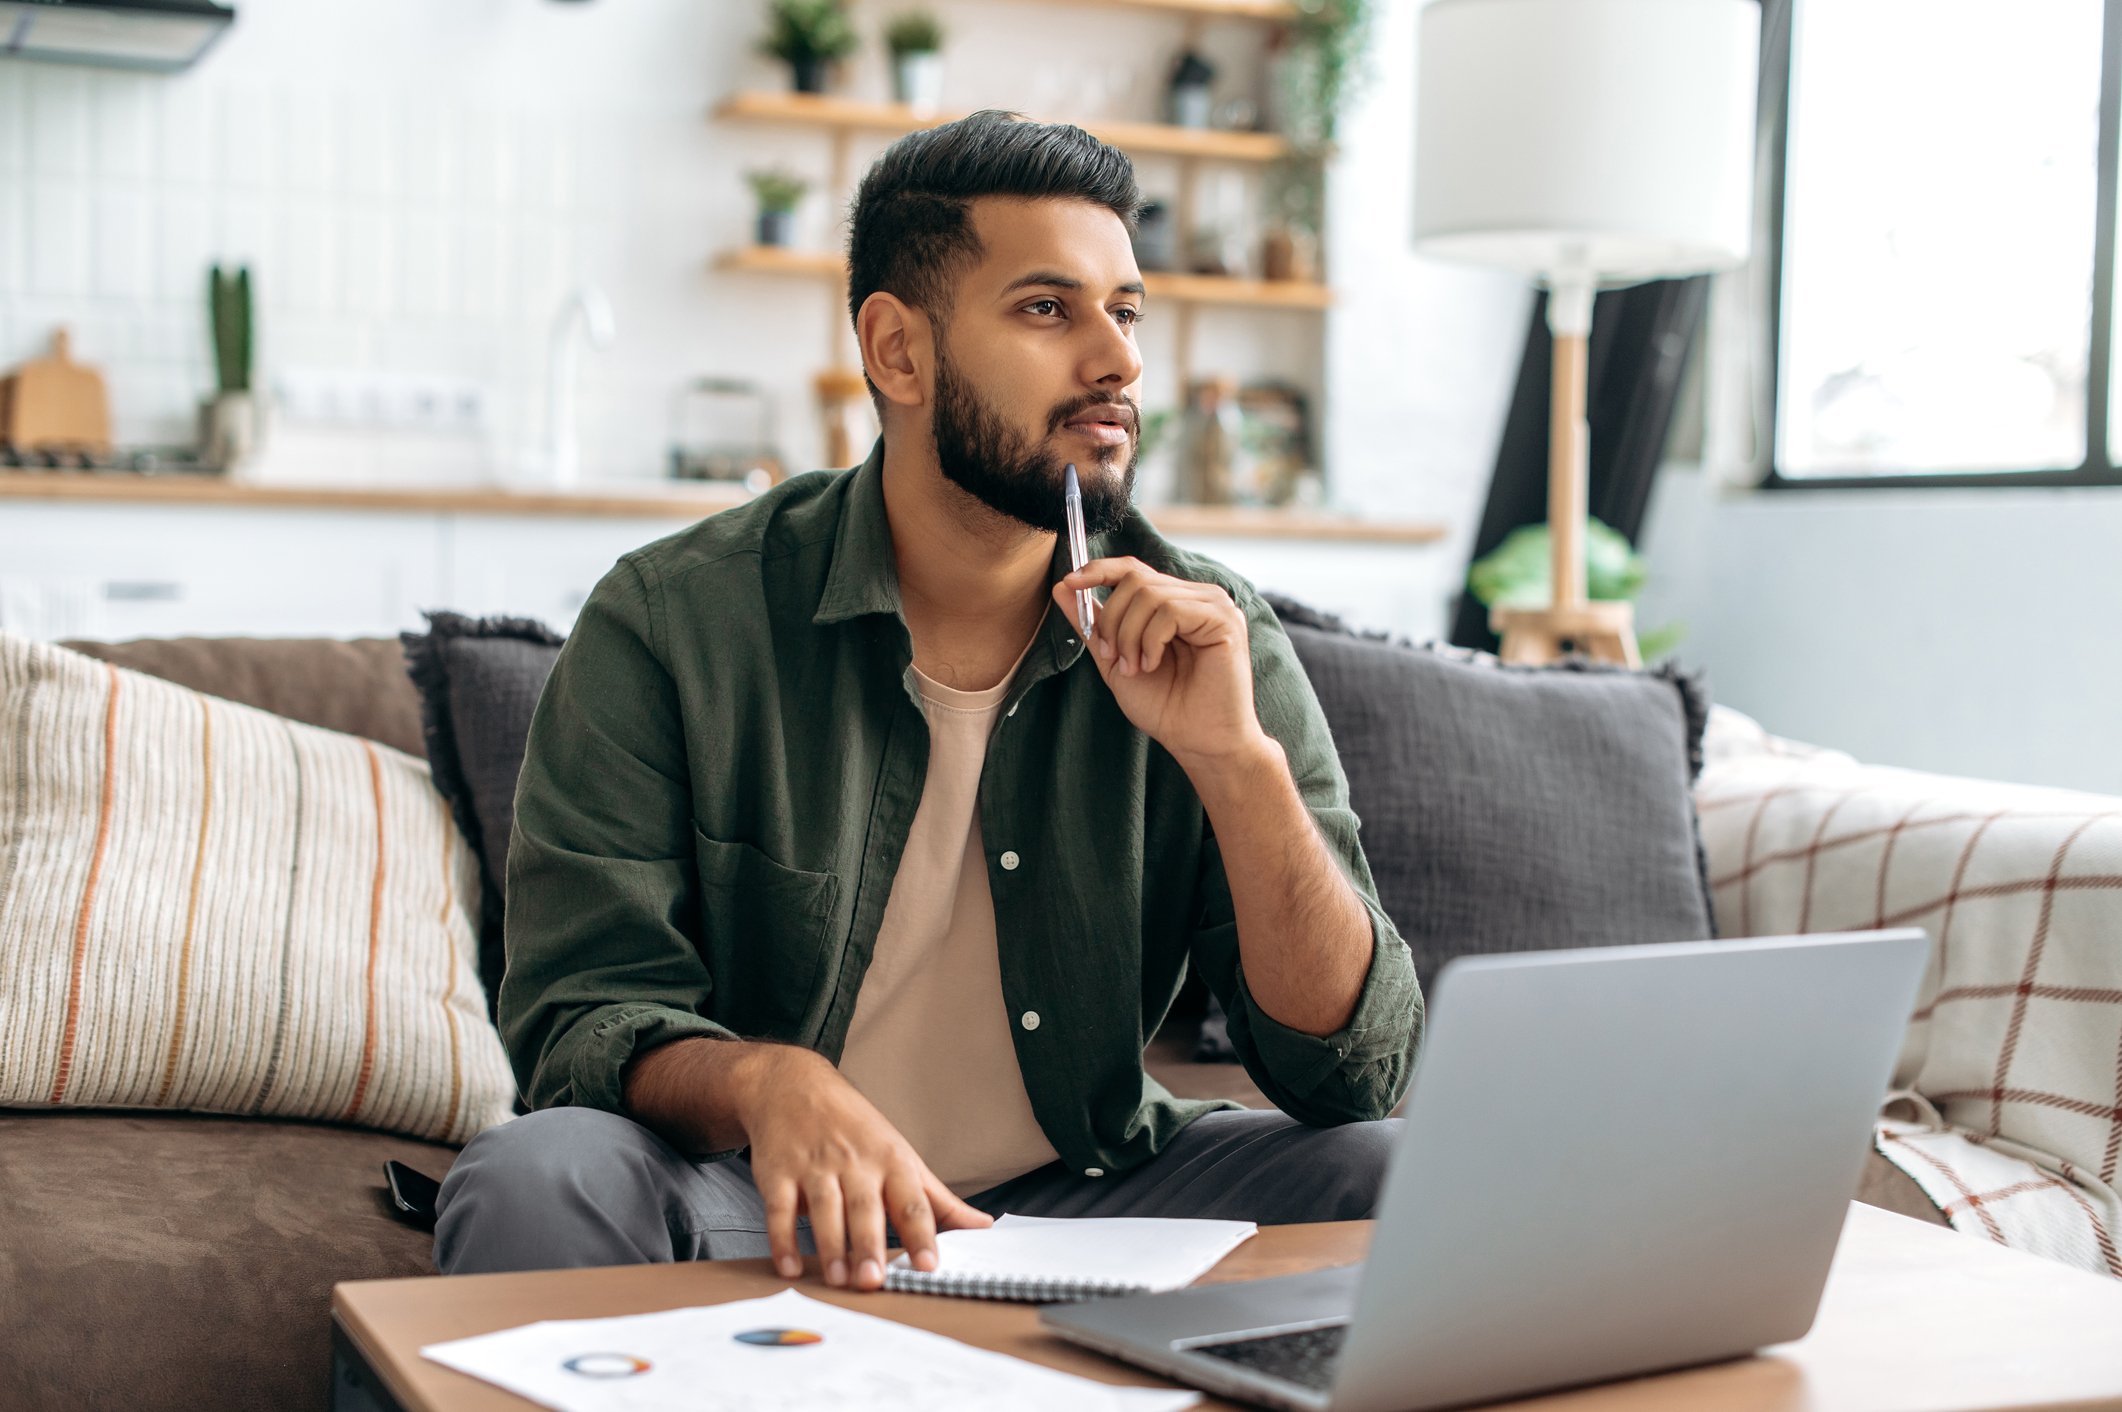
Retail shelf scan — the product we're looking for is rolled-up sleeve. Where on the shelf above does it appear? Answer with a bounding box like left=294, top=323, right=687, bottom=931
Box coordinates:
left=1185, top=586, right=1424, bottom=1126
left=499, top=555, right=734, bottom=1113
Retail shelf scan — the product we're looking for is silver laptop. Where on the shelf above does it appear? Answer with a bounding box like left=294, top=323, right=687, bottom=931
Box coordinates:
left=1043, top=929, right=1929, bottom=1412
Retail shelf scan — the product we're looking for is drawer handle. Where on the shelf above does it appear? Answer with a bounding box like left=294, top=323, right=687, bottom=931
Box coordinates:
left=103, top=581, right=184, bottom=602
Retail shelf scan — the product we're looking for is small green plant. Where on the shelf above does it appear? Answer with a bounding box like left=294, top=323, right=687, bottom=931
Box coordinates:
left=1468, top=518, right=1685, bottom=659
left=883, top=9, right=944, bottom=57
left=208, top=263, right=252, bottom=395
left=758, top=0, right=858, bottom=65
left=746, top=167, right=811, bottom=214
left=1268, top=0, right=1380, bottom=242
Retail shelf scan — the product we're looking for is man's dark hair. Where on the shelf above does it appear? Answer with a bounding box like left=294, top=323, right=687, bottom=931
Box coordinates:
left=846, top=110, right=1142, bottom=364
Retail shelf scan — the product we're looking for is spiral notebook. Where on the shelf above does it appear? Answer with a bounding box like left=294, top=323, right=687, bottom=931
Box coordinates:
left=883, top=1213, right=1258, bottom=1302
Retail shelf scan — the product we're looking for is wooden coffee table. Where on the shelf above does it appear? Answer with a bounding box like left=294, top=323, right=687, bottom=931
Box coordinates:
left=333, top=1204, right=2122, bottom=1411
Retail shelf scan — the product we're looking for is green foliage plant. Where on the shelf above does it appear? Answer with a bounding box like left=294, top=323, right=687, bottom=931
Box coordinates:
left=758, top=0, right=858, bottom=65
left=1467, top=518, right=1686, bottom=659
left=1268, top=0, right=1379, bottom=245
left=746, top=167, right=811, bottom=214
left=884, top=9, right=944, bottom=57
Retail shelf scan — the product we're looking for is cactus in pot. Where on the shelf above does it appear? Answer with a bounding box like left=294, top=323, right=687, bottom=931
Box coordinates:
left=200, top=263, right=259, bottom=474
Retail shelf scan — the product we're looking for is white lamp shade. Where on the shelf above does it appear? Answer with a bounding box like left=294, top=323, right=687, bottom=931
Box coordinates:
left=1412, top=0, right=1761, bottom=284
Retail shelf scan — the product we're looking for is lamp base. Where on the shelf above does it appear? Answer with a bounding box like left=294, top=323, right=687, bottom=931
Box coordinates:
left=1491, top=599, right=1641, bottom=668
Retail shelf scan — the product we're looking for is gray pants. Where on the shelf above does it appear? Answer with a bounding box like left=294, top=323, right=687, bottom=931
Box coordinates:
left=434, top=1106, right=1400, bottom=1275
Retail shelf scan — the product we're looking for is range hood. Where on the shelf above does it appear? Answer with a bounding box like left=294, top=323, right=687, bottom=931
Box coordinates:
left=1, top=1, right=234, bottom=74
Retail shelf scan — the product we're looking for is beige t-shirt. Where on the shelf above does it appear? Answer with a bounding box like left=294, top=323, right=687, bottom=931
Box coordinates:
left=836, top=643, right=1060, bottom=1197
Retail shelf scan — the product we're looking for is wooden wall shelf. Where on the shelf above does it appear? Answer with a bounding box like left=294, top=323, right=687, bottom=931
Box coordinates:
left=1081, top=0, right=1299, bottom=17
left=716, top=247, right=1331, bottom=310
left=715, top=91, right=1292, bottom=164
left=0, top=473, right=1446, bottom=544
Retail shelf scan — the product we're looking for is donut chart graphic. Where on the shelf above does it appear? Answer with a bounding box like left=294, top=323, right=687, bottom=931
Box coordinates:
left=561, top=1352, right=652, bottom=1378
left=734, top=1327, right=826, bottom=1347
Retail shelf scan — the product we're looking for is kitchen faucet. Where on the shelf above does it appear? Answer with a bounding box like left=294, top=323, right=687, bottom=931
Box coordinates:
left=545, top=285, right=615, bottom=488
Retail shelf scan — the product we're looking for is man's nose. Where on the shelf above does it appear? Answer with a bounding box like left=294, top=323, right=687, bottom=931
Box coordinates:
left=1082, top=311, right=1144, bottom=391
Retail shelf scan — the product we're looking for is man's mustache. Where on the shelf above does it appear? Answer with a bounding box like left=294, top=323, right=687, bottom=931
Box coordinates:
left=1048, top=396, right=1141, bottom=435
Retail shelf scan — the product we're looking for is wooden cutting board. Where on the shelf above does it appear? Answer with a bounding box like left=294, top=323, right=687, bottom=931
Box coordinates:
left=2, top=328, right=112, bottom=452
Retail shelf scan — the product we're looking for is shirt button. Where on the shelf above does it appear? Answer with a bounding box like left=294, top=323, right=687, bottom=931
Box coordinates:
left=999, top=850, right=1020, bottom=871
left=1020, top=1010, right=1041, bottom=1031
left=1084, top=1167, right=1104, bottom=1178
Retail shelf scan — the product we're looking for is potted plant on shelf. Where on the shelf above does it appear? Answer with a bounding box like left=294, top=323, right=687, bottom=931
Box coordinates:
left=200, top=263, right=258, bottom=475
left=747, top=168, right=810, bottom=248
left=759, top=0, right=858, bottom=95
left=884, top=9, right=946, bottom=116
left=1261, top=0, right=1378, bottom=282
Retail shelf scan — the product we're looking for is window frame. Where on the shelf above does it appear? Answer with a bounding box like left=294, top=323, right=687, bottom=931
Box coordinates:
left=1760, top=0, right=2122, bottom=491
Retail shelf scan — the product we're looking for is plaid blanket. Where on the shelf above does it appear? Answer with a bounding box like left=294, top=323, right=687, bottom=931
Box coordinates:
left=1695, top=706, right=2122, bottom=1278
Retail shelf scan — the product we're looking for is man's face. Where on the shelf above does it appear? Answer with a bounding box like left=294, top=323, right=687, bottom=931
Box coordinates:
left=928, top=197, right=1146, bottom=536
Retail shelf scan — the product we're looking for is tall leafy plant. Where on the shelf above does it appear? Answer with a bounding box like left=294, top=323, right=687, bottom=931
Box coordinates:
left=208, top=263, right=252, bottom=396
left=1268, top=0, right=1379, bottom=245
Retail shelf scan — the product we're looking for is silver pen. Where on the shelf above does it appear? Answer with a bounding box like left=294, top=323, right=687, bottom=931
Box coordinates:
left=1063, top=462, right=1098, bottom=636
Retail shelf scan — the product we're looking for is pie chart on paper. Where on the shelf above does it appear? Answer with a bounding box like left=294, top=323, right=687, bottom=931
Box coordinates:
left=733, top=1327, right=825, bottom=1347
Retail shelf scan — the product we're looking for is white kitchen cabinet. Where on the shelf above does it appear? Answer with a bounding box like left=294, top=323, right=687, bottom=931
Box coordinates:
left=0, top=490, right=1445, bottom=643
left=0, top=502, right=446, bottom=640
left=440, top=515, right=696, bottom=632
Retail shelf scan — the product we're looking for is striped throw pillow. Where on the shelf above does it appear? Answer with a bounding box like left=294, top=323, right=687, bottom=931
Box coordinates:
left=0, top=633, right=515, bottom=1143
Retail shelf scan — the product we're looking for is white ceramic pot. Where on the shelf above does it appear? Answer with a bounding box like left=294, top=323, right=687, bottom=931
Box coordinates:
left=198, top=390, right=259, bottom=475
left=893, top=51, right=945, bottom=116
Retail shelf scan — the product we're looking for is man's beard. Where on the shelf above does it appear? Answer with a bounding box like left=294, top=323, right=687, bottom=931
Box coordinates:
left=931, top=347, right=1138, bottom=535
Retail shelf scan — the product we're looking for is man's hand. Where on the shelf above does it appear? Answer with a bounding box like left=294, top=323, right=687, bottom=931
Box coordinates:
left=1052, top=558, right=1274, bottom=770
left=737, top=1047, right=992, bottom=1290
left=621, top=1038, right=991, bottom=1290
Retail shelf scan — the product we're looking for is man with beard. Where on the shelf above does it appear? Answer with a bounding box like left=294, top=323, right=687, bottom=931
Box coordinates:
left=435, top=111, right=1421, bottom=1287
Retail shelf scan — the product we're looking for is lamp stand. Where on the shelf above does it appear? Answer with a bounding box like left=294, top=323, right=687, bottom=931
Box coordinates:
left=1490, top=276, right=1641, bottom=669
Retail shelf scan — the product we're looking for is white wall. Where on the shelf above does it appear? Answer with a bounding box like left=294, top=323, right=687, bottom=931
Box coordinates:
left=0, top=0, right=1523, bottom=637
left=1638, top=464, right=2122, bottom=794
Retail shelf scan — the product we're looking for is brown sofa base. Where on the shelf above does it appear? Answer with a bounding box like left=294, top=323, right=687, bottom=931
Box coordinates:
left=0, top=1111, right=454, bottom=1412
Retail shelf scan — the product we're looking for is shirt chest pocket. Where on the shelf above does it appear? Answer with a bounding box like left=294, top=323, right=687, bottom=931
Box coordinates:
left=692, top=825, right=841, bottom=1039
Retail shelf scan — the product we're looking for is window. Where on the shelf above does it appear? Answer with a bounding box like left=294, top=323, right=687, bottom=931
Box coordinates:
left=1764, top=0, right=2122, bottom=487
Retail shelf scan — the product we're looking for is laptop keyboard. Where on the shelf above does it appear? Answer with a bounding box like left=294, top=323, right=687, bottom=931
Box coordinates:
left=1193, top=1323, right=1348, bottom=1392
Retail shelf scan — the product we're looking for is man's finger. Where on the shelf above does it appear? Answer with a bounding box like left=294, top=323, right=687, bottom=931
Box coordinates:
left=1061, top=555, right=1148, bottom=589
left=1093, top=572, right=1154, bottom=671
left=886, top=1166, right=941, bottom=1273
left=1137, top=604, right=1182, bottom=676
left=927, top=1175, right=995, bottom=1231
left=844, top=1177, right=890, bottom=1291
left=762, top=1176, right=805, bottom=1280
left=804, top=1173, right=849, bottom=1287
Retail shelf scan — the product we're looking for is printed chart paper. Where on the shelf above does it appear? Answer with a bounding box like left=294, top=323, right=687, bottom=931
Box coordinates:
left=421, top=1288, right=1200, bottom=1412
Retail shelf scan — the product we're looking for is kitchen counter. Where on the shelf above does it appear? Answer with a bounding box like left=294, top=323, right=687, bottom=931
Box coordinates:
left=0, top=472, right=1449, bottom=544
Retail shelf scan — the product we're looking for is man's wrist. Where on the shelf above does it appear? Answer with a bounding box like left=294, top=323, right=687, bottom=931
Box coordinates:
left=1175, top=729, right=1287, bottom=804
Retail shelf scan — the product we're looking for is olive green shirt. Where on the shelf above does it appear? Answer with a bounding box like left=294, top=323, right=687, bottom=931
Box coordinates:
left=501, top=444, right=1423, bottom=1178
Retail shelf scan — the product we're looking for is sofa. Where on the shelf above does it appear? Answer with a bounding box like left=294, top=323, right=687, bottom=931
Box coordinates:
left=10, top=614, right=2064, bottom=1412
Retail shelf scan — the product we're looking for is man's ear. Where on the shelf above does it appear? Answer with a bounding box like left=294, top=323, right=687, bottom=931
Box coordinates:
left=856, top=292, right=932, bottom=410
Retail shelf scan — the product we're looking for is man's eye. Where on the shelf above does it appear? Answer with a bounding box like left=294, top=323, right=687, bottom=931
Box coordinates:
left=1025, top=298, right=1063, bottom=317
left=1113, top=307, right=1144, bottom=327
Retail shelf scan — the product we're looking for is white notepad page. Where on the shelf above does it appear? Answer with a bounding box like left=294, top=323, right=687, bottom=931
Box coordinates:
left=890, top=1213, right=1257, bottom=1291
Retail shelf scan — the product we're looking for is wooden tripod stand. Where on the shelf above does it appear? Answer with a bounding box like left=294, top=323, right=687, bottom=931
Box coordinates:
left=1489, top=307, right=1642, bottom=669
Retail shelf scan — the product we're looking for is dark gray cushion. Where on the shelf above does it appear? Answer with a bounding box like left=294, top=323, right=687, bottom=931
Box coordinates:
left=401, top=612, right=565, bottom=1010
left=1266, top=595, right=1714, bottom=991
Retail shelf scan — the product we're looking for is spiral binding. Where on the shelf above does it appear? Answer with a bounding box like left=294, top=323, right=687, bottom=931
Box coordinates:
left=881, top=1266, right=1149, bottom=1303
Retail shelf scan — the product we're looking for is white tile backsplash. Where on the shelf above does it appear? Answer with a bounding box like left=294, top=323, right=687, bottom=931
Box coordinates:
left=92, top=188, right=153, bottom=300
left=28, top=179, right=91, bottom=295
left=91, top=73, right=155, bottom=181
left=28, top=67, right=92, bottom=178
left=1, top=0, right=1519, bottom=636
left=0, top=66, right=26, bottom=176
